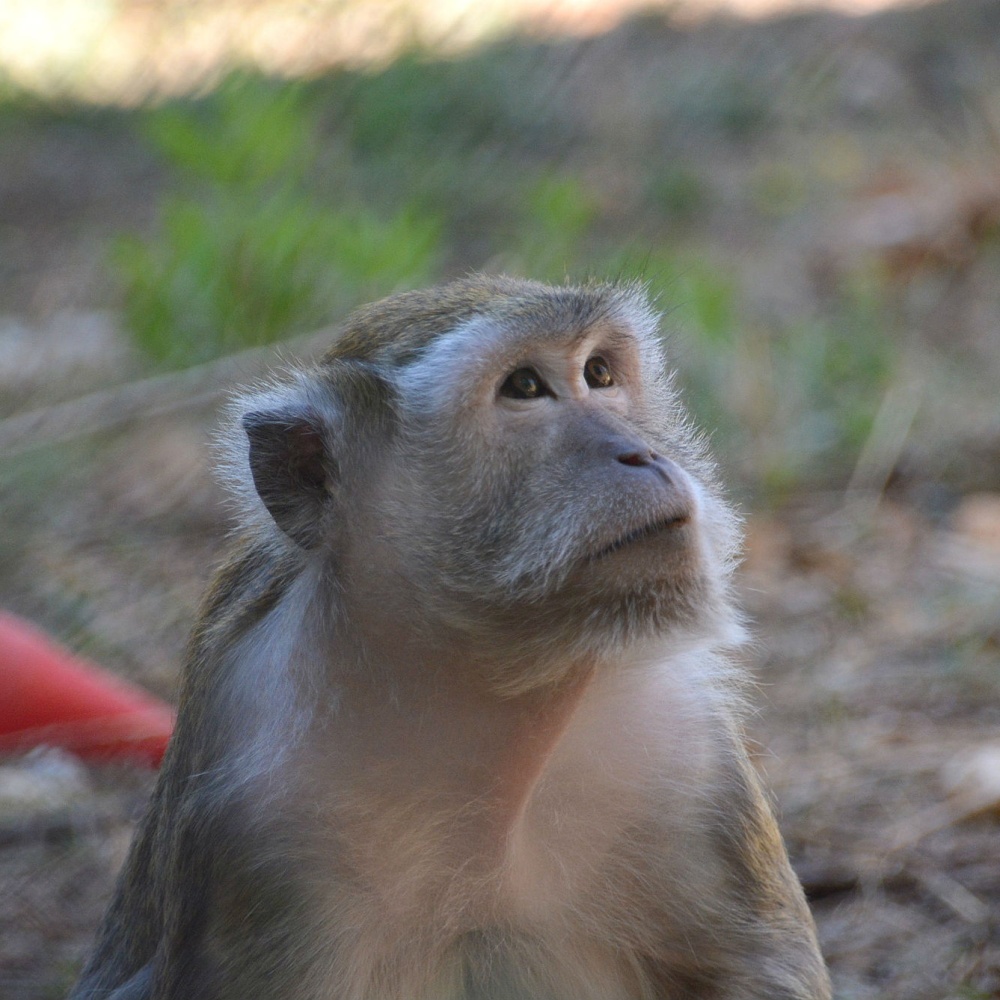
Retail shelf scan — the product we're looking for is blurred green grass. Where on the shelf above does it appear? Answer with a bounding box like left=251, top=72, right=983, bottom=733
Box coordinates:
left=4, top=1, right=999, bottom=503
left=104, top=60, right=904, bottom=501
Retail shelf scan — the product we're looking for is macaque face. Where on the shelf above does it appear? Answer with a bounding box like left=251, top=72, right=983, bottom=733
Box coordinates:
left=375, top=308, right=729, bottom=659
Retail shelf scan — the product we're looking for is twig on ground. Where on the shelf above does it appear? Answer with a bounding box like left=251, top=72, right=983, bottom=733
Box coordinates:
left=0, top=327, right=340, bottom=458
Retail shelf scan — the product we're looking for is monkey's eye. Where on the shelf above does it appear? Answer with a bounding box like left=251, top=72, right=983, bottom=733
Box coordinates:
left=500, top=367, right=549, bottom=400
left=584, top=356, right=613, bottom=388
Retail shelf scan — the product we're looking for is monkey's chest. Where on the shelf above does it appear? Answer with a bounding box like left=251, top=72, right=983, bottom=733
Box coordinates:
left=421, top=929, right=655, bottom=1000
left=345, top=789, right=663, bottom=1000
left=321, top=806, right=656, bottom=1000
left=322, top=667, right=715, bottom=1000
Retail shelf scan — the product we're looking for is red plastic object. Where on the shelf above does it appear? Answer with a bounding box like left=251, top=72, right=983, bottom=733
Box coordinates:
left=0, top=611, right=175, bottom=766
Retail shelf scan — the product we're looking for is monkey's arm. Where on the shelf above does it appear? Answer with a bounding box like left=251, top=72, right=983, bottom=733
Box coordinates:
left=644, top=748, right=831, bottom=1000
left=68, top=774, right=170, bottom=1000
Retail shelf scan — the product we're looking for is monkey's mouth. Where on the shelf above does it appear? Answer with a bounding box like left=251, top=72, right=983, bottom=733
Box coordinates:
left=591, top=514, right=690, bottom=561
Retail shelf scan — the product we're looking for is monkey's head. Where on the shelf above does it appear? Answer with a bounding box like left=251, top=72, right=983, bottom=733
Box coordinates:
left=228, top=277, right=742, bottom=689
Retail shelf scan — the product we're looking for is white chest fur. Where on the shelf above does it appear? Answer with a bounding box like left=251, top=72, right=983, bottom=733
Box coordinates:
left=306, top=649, right=727, bottom=1000
left=505, top=654, right=720, bottom=918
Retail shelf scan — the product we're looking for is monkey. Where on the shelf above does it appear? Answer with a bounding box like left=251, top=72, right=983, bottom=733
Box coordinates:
left=71, top=275, right=831, bottom=1000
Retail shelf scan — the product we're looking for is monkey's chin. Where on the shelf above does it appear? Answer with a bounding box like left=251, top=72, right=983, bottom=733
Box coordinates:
left=563, top=520, right=717, bottom=631
left=480, top=578, right=716, bottom=696
left=497, top=559, right=710, bottom=674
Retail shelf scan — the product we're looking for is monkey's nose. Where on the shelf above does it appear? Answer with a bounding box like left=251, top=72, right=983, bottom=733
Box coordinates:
left=616, top=449, right=659, bottom=467
left=615, top=451, right=696, bottom=520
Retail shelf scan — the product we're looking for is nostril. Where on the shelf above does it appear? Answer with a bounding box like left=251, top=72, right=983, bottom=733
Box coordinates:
left=617, top=450, right=655, bottom=467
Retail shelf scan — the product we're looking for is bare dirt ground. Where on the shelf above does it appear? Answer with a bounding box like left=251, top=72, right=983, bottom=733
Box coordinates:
left=1, top=1, right=1000, bottom=998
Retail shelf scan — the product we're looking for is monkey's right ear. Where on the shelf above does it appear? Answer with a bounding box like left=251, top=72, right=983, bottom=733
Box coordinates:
left=242, top=409, right=331, bottom=549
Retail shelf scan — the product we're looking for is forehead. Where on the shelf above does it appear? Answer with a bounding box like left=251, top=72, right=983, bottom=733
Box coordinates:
left=400, top=318, right=632, bottom=401
left=410, top=289, right=657, bottom=375
left=326, top=279, right=658, bottom=367
left=476, top=283, right=657, bottom=349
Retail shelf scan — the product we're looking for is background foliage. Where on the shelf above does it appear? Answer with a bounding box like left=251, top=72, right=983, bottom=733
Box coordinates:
left=1, top=1, right=1000, bottom=997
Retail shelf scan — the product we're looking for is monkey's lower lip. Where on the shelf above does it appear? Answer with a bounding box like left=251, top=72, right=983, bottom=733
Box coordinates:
left=592, top=515, right=690, bottom=560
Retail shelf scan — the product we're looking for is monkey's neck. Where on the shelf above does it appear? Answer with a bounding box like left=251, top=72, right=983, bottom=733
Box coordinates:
left=321, top=619, right=598, bottom=881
